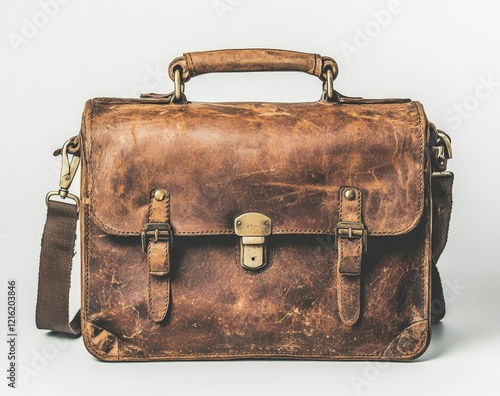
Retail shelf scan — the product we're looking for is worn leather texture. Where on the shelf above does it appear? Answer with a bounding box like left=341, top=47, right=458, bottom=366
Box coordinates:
left=168, top=49, right=338, bottom=82
left=76, top=96, right=438, bottom=361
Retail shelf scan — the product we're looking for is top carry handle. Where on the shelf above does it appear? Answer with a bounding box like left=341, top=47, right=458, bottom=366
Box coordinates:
left=168, top=49, right=339, bottom=101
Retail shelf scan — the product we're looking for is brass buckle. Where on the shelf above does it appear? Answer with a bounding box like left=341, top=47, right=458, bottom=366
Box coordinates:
left=45, top=139, right=81, bottom=210
left=141, top=223, right=173, bottom=253
left=335, top=222, right=367, bottom=252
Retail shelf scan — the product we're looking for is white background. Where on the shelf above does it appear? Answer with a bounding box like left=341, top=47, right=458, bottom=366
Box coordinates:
left=1, top=0, right=499, bottom=395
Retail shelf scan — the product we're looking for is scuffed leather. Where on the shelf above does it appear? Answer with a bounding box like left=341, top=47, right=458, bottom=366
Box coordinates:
left=383, top=321, right=429, bottom=358
left=337, top=187, right=364, bottom=326
left=168, top=49, right=338, bottom=82
left=78, top=96, right=435, bottom=361
left=84, top=100, right=426, bottom=238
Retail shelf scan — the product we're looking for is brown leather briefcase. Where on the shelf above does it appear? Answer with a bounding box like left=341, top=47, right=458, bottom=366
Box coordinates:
left=36, top=49, right=453, bottom=361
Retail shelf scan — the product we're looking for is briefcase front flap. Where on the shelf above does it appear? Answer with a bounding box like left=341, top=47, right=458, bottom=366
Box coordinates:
left=83, top=99, right=427, bottom=238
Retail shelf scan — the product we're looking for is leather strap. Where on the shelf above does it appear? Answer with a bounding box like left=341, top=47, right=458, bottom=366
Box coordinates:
left=337, top=187, right=364, bottom=326
left=36, top=200, right=81, bottom=336
left=168, top=49, right=338, bottom=82
left=146, top=189, right=171, bottom=323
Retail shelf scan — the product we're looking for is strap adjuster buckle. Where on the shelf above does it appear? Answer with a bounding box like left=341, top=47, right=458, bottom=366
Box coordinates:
left=335, top=221, right=367, bottom=252
left=141, top=223, right=173, bottom=253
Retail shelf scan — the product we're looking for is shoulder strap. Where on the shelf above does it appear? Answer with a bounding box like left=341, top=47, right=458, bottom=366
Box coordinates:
left=36, top=200, right=81, bottom=335
left=36, top=137, right=81, bottom=336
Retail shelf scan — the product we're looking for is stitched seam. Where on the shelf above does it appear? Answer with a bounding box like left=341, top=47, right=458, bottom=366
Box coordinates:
left=129, top=350, right=386, bottom=359
left=84, top=99, right=95, bottom=333
left=147, top=192, right=157, bottom=320
left=338, top=188, right=347, bottom=322
left=186, top=53, right=195, bottom=77
left=85, top=227, right=343, bottom=236
left=352, top=189, right=362, bottom=322
left=163, top=191, right=170, bottom=318
left=356, top=187, right=362, bottom=220
left=311, top=54, right=317, bottom=76
left=165, top=279, right=170, bottom=321
left=420, top=201, right=427, bottom=333
left=371, top=102, right=425, bottom=236
left=165, top=191, right=170, bottom=223
left=164, top=192, right=170, bottom=317
left=147, top=245, right=156, bottom=319
left=165, top=240, right=170, bottom=274
left=84, top=199, right=90, bottom=325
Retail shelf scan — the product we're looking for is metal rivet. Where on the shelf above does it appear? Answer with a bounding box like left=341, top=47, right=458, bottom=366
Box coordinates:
left=345, top=189, right=356, bottom=201
left=154, top=190, right=166, bottom=201
left=236, top=221, right=242, bottom=226
left=264, top=221, right=270, bottom=227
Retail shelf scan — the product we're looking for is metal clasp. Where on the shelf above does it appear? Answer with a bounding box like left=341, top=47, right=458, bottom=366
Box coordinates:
left=335, top=222, right=368, bottom=252
left=234, top=212, right=272, bottom=270
left=45, top=138, right=81, bottom=210
left=437, top=131, right=453, bottom=160
left=141, top=223, right=173, bottom=253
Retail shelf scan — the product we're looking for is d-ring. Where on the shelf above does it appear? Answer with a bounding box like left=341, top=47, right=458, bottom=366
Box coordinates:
left=174, top=66, right=184, bottom=101
left=326, top=68, right=334, bottom=100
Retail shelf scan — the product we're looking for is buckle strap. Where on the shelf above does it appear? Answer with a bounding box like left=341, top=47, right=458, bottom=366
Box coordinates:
left=144, top=189, right=172, bottom=322
left=336, top=187, right=365, bottom=326
left=141, top=223, right=173, bottom=253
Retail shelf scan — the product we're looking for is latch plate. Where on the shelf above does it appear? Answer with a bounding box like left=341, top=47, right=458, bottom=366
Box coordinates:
left=234, top=212, right=272, bottom=270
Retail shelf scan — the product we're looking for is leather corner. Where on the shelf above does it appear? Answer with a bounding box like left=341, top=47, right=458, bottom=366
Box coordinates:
left=383, top=321, right=430, bottom=360
left=82, top=321, right=119, bottom=361
left=82, top=320, right=149, bottom=361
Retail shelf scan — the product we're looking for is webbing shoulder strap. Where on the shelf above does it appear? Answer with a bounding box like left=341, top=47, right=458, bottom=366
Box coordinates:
left=36, top=200, right=81, bottom=335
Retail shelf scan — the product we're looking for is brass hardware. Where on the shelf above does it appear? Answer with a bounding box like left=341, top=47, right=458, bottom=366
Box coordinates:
left=344, top=189, right=356, bottom=201
left=154, top=189, right=166, bottom=201
left=322, top=67, right=334, bottom=100
left=173, top=67, right=185, bottom=102
left=234, top=212, right=272, bottom=270
left=326, top=68, right=334, bottom=100
left=141, top=223, right=173, bottom=253
left=437, top=131, right=453, bottom=160
left=46, top=138, right=81, bottom=210
left=335, top=221, right=367, bottom=252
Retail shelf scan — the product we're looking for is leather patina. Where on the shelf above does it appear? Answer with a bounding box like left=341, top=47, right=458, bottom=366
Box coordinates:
left=80, top=98, right=435, bottom=361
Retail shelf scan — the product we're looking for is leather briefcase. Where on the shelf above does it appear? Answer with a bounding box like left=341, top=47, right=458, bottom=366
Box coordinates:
left=36, top=49, right=454, bottom=361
